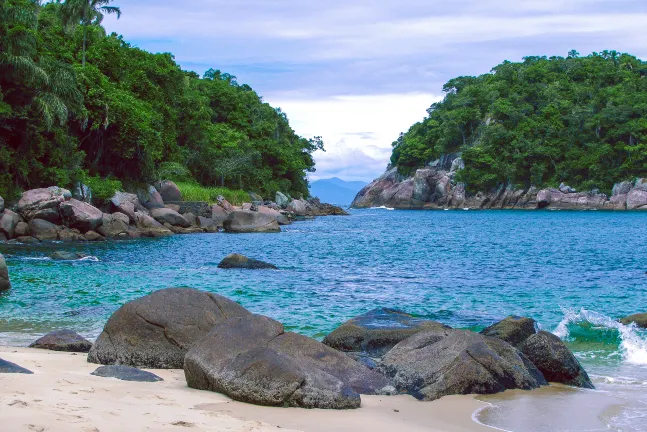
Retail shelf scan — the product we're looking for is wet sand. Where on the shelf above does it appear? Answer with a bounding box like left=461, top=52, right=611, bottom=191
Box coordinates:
left=0, top=346, right=492, bottom=432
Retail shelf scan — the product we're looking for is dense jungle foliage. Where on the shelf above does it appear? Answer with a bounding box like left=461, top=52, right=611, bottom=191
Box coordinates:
left=0, top=0, right=323, bottom=201
left=391, top=51, right=647, bottom=193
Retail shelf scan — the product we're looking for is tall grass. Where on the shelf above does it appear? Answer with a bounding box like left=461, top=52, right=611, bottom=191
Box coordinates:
left=175, top=182, right=250, bottom=205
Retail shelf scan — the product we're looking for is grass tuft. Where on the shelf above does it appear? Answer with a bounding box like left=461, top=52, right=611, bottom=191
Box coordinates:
left=175, top=182, right=250, bottom=205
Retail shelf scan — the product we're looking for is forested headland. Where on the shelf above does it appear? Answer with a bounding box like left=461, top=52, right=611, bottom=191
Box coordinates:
left=390, top=51, right=647, bottom=193
left=0, top=0, right=323, bottom=202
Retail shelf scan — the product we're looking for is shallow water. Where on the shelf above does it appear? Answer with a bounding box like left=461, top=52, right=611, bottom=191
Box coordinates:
left=1, top=209, right=646, bottom=430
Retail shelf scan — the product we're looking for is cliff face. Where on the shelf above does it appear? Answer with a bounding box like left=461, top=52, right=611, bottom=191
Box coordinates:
left=351, top=156, right=647, bottom=211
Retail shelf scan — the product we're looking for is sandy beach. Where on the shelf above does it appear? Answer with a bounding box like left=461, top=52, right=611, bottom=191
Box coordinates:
left=0, top=346, right=493, bottom=432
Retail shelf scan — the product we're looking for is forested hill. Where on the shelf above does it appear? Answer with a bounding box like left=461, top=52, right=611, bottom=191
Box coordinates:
left=390, top=52, right=647, bottom=193
left=0, top=0, right=322, bottom=201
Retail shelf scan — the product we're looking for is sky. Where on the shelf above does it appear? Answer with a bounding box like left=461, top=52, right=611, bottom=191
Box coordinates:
left=103, top=0, right=647, bottom=182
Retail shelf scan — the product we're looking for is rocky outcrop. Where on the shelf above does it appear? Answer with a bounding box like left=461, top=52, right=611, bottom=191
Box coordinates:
left=223, top=211, right=281, bottom=233
left=17, top=186, right=71, bottom=222
left=155, top=180, right=182, bottom=202
left=620, top=313, right=647, bottom=328
left=59, top=199, right=103, bottom=232
left=87, top=288, right=251, bottom=368
left=518, top=331, right=594, bottom=389
left=29, top=330, right=93, bottom=352
left=184, top=314, right=392, bottom=409
left=378, top=329, right=547, bottom=401
left=353, top=162, right=647, bottom=211
left=323, top=308, right=450, bottom=359
left=91, top=365, right=163, bottom=382
left=218, top=254, right=278, bottom=270
left=480, top=316, right=538, bottom=347
left=0, top=253, right=10, bottom=292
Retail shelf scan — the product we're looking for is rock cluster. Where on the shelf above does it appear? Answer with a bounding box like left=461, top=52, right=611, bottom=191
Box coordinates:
left=352, top=156, right=647, bottom=210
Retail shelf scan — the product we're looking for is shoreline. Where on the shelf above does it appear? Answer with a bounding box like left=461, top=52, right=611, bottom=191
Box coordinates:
left=0, top=346, right=493, bottom=432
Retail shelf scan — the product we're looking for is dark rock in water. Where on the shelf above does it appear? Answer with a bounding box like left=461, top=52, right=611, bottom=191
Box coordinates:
left=218, top=253, right=278, bottom=270
left=518, top=331, right=594, bottom=389
left=84, top=230, right=104, bottom=242
left=184, top=314, right=392, bottom=409
left=29, top=329, right=92, bottom=352
left=480, top=316, right=538, bottom=347
left=15, top=236, right=40, bottom=244
left=0, top=253, right=10, bottom=292
left=323, top=308, right=450, bottom=358
left=50, top=251, right=88, bottom=261
left=620, top=313, right=647, bottom=328
left=88, top=287, right=251, bottom=368
left=378, top=329, right=547, bottom=401
left=91, top=365, right=163, bottom=382
left=0, top=358, right=33, bottom=374
left=223, top=210, right=281, bottom=233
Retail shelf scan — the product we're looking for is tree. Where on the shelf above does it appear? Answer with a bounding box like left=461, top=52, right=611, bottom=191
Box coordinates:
left=58, top=0, right=121, bottom=67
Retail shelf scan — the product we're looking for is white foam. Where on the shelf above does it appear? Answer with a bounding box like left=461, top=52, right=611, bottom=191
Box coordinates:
left=370, top=206, right=395, bottom=211
left=553, top=307, right=647, bottom=365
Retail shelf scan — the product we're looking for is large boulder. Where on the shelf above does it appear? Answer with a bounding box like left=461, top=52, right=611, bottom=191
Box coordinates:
left=257, top=206, right=290, bottom=225
left=223, top=210, right=280, bottom=233
left=28, top=218, right=60, bottom=241
left=275, top=192, right=290, bottom=208
left=150, top=208, right=190, bottom=228
left=134, top=211, right=173, bottom=237
left=480, top=316, right=538, bottom=347
left=378, top=329, right=547, bottom=401
left=184, top=314, right=392, bottom=409
left=0, top=209, right=21, bottom=238
left=218, top=253, right=277, bottom=270
left=518, top=331, right=594, bottom=389
left=88, top=288, right=251, bottom=368
left=138, top=185, right=165, bottom=210
left=29, top=329, right=92, bottom=352
left=0, top=253, right=10, bottom=292
left=626, top=188, right=647, bottom=210
left=612, top=181, right=634, bottom=196
left=110, top=192, right=139, bottom=223
left=17, top=186, right=71, bottom=223
left=155, top=180, right=182, bottom=202
left=287, top=199, right=307, bottom=216
left=0, top=358, right=32, bottom=374
left=620, top=313, right=647, bottom=328
left=323, top=308, right=450, bottom=359
left=97, top=212, right=130, bottom=239
left=59, top=199, right=103, bottom=232
left=14, top=221, right=29, bottom=237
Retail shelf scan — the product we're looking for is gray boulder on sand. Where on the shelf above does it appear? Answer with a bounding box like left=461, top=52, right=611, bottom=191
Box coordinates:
left=0, top=358, right=33, bottom=374
left=323, top=308, right=450, bottom=359
left=91, top=365, right=163, bottom=382
left=223, top=210, right=280, bottom=233
left=218, top=253, right=278, bottom=270
left=17, top=186, right=71, bottom=223
left=88, top=288, right=251, bottom=368
left=378, top=328, right=547, bottom=401
left=480, top=315, right=538, bottom=347
left=151, top=208, right=191, bottom=228
left=29, top=329, right=93, bottom=352
left=184, top=314, right=392, bottom=409
left=518, top=331, right=594, bottom=389
left=0, top=253, right=10, bottom=292
left=50, top=251, right=88, bottom=261
left=59, top=198, right=104, bottom=232
left=620, top=313, right=647, bottom=328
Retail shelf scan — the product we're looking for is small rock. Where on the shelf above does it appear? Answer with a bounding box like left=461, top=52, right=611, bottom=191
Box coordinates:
left=84, top=231, right=104, bottom=242
left=14, top=221, right=30, bottom=237
left=91, top=365, right=163, bottom=382
left=0, top=358, right=33, bottom=374
left=49, top=251, right=88, bottom=261
left=29, top=330, right=93, bottom=353
left=480, top=316, right=538, bottom=347
left=619, top=313, right=647, bottom=328
left=218, top=254, right=278, bottom=270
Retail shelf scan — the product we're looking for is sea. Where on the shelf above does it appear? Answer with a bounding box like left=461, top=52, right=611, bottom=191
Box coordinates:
left=1, top=208, right=646, bottom=431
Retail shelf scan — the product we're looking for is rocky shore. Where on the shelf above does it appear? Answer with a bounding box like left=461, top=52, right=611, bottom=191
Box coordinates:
left=352, top=154, right=647, bottom=210
left=0, top=182, right=347, bottom=245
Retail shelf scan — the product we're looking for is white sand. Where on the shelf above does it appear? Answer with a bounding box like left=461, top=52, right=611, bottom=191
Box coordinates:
left=0, top=347, right=493, bottom=432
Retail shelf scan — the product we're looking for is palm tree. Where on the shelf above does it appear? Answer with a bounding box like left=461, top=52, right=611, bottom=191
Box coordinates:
left=59, top=0, right=121, bottom=67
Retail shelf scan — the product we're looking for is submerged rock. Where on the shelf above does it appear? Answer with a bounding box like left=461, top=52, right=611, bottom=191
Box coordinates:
left=518, top=331, right=594, bottom=389
left=323, top=308, right=450, bottom=359
left=0, top=358, right=33, bottom=374
left=50, top=251, right=88, bottom=261
left=184, top=314, right=391, bottom=409
left=378, top=329, right=547, bottom=401
left=223, top=210, right=280, bottom=233
left=218, top=253, right=278, bottom=270
left=480, top=316, right=538, bottom=347
left=91, top=365, right=163, bottom=382
left=619, top=313, right=647, bottom=328
left=29, top=329, right=92, bottom=352
left=0, top=253, right=10, bottom=292
left=88, top=288, right=251, bottom=368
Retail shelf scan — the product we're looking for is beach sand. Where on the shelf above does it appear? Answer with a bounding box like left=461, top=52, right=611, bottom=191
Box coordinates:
left=0, top=346, right=493, bottom=432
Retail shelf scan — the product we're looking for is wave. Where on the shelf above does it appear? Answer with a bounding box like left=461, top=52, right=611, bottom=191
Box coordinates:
left=553, top=307, right=647, bottom=365
left=370, top=206, right=395, bottom=211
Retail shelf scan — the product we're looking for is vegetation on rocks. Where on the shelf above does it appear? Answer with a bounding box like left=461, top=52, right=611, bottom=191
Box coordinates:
left=390, top=51, right=647, bottom=193
left=0, top=0, right=322, bottom=201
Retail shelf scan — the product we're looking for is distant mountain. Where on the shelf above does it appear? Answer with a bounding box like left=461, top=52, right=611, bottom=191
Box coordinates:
left=309, top=177, right=368, bottom=205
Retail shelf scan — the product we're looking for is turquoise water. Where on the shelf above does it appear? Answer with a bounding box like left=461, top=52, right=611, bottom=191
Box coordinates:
left=1, top=209, right=647, bottom=430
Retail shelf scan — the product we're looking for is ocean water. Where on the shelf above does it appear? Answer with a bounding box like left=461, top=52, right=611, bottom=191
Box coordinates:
left=1, top=209, right=646, bottom=430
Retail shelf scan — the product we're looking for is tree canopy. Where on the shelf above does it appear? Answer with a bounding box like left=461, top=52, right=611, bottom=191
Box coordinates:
left=0, top=0, right=322, bottom=200
left=390, top=52, right=647, bottom=193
